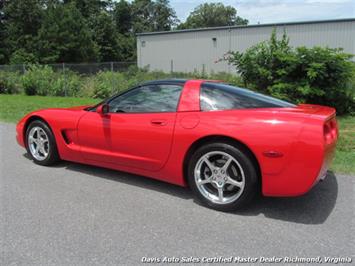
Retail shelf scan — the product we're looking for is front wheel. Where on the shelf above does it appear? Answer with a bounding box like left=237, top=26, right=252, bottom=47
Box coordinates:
left=187, top=142, right=259, bottom=211
left=26, top=120, right=60, bottom=166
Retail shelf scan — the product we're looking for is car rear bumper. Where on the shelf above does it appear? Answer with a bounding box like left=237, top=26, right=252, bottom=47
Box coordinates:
left=262, top=115, right=338, bottom=197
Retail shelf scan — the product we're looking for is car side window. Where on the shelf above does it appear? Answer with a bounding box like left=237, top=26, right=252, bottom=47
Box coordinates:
left=108, top=84, right=183, bottom=113
left=200, top=83, right=295, bottom=111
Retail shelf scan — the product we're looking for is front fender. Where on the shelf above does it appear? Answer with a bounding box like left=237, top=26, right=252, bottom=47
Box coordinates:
left=16, top=108, right=88, bottom=162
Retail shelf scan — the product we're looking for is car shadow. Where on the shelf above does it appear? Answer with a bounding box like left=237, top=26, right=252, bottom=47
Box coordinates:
left=234, top=171, right=338, bottom=224
left=23, top=154, right=338, bottom=225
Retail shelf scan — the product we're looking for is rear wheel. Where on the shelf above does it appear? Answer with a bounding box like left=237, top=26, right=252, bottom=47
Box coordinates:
left=26, top=120, right=60, bottom=166
left=188, top=142, right=258, bottom=211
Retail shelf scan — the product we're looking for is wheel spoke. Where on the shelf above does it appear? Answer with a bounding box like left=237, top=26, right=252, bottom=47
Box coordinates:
left=197, top=177, right=212, bottom=185
left=39, top=145, right=47, bottom=156
left=217, top=187, right=224, bottom=202
left=34, top=145, right=40, bottom=155
left=35, top=128, right=40, bottom=138
left=203, top=157, right=215, bottom=171
left=226, top=176, right=243, bottom=188
left=221, top=157, right=233, bottom=171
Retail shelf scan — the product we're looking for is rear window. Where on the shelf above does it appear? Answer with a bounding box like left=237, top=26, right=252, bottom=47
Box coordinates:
left=200, top=82, right=295, bottom=111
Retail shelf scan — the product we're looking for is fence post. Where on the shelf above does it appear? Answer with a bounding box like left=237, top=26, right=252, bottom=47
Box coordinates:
left=111, top=61, right=114, bottom=94
left=170, top=59, right=174, bottom=74
left=22, top=63, right=26, bottom=74
left=62, top=62, right=67, bottom=97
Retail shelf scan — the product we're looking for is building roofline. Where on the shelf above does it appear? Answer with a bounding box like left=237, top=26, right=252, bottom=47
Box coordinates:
left=136, top=18, right=355, bottom=37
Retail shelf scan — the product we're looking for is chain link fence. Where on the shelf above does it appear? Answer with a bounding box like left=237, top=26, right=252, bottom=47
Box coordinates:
left=0, top=61, right=242, bottom=98
left=0, top=61, right=136, bottom=75
left=0, top=62, right=136, bottom=97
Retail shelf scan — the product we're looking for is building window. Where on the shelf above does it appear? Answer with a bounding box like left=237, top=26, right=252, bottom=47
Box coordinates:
left=141, top=41, right=146, bottom=47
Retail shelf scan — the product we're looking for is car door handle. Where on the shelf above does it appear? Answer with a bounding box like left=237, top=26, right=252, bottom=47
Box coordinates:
left=151, top=119, right=167, bottom=126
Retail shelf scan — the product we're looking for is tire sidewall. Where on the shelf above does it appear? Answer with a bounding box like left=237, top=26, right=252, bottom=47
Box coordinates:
left=25, top=120, right=59, bottom=166
left=188, top=142, right=258, bottom=211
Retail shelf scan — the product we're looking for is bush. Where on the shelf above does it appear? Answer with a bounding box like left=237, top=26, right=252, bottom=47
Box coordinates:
left=227, top=30, right=355, bottom=114
left=91, top=68, right=243, bottom=99
left=52, top=71, right=82, bottom=97
left=0, top=71, right=23, bottom=94
left=22, top=65, right=81, bottom=96
left=22, top=65, right=57, bottom=95
left=1, top=64, right=251, bottom=100
left=92, top=71, right=126, bottom=98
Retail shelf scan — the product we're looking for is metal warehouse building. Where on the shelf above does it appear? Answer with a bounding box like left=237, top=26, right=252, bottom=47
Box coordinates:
left=136, top=18, right=355, bottom=73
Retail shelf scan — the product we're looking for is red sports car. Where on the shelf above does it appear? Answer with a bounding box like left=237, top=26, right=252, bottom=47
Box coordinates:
left=16, top=79, right=338, bottom=211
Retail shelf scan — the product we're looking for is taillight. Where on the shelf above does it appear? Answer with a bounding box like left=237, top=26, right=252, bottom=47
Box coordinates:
left=324, top=124, right=331, bottom=144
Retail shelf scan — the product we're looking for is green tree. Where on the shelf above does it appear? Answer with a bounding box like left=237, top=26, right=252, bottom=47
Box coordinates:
left=2, top=0, right=45, bottom=63
left=38, top=2, right=99, bottom=63
left=90, top=11, right=120, bottom=61
left=116, top=33, right=136, bottom=61
left=0, top=0, right=180, bottom=64
left=131, top=0, right=178, bottom=33
left=113, top=0, right=132, bottom=34
left=0, top=0, right=7, bottom=63
left=63, top=0, right=109, bottom=18
left=178, top=2, right=248, bottom=29
left=153, top=0, right=179, bottom=31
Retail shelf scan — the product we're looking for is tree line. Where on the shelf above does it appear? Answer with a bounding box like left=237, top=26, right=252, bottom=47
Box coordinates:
left=0, top=0, right=248, bottom=65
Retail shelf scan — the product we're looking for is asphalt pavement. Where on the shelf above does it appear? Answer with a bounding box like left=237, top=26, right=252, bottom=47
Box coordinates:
left=1, top=122, right=354, bottom=265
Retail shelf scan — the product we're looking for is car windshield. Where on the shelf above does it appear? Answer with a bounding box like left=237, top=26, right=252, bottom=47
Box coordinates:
left=201, top=82, right=296, bottom=111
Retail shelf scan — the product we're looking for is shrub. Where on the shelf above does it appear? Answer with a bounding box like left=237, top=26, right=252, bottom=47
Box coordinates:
left=22, top=65, right=82, bottom=96
left=52, top=71, right=82, bottom=97
left=1, top=63, right=254, bottom=101
left=0, top=71, right=23, bottom=94
left=92, top=71, right=127, bottom=98
left=22, top=65, right=56, bottom=95
left=92, top=68, right=234, bottom=99
left=227, top=30, right=355, bottom=114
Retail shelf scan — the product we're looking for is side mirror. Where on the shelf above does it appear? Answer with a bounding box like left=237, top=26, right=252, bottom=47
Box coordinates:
left=97, top=104, right=109, bottom=115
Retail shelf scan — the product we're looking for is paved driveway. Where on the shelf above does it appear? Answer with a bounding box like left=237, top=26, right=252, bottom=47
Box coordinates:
left=1, top=123, right=354, bottom=265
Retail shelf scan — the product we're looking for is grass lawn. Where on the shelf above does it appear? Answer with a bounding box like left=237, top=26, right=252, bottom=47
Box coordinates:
left=332, top=116, right=355, bottom=174
left=0, top=94, right=98, bottom=123
left=0, top=94, right=354, bottom=174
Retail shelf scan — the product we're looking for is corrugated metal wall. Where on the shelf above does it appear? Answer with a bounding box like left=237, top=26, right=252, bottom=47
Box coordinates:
left=137, top=19, right=355, bottom=73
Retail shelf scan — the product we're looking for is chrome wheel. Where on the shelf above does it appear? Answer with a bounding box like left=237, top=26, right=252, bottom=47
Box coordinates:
left=194, top=151, right=245, bottom=204
left=28, top=126, right=50, bottom=161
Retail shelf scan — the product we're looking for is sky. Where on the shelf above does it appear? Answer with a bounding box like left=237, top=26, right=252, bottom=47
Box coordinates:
left=170, top=0, right=355, bottom=24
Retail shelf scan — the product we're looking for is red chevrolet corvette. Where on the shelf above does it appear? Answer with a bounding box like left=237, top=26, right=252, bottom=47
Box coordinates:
left=16, top=79, right=338, bottom=211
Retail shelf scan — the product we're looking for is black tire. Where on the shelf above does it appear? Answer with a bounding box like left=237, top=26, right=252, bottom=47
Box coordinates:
left=25, top=120, right=60, bottom=166
left=187, top=142, right=259, bottom=211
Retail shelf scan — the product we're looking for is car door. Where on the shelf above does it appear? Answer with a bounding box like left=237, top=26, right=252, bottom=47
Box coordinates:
left=77, top=83, right=183, bottom=171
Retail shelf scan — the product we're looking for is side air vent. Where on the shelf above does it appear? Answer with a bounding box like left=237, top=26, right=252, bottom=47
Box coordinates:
left=61, top=130, right=73, bottom=145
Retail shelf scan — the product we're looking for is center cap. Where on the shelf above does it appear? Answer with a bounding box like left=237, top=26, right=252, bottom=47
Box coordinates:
left=214, top=174, right=226, bottom=185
